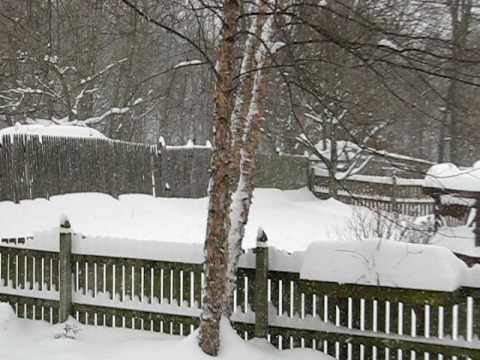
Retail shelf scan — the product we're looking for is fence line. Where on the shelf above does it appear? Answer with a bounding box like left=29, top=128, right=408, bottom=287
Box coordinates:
left=0, top=134, right=309, bottom=202
left=0, top=221, right=479, bottom=359
left=309, top=164, right=442, bottom=223
left=0, top=135, right=157, bottom=202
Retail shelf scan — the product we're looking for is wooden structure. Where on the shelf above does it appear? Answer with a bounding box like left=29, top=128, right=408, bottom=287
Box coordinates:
left=0, top=134, right=308, bottom=202
left=310, top=170, right=434, bottom=217
left=309, top=149, right=435, bottom=218
left=423, top=186, right=480, bottom=247
left=1, top=220, right=479, bottom=358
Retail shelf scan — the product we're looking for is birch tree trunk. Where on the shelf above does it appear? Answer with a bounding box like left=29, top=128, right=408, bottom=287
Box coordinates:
left=225, top=1, right=274, bottom=318
left=199, top=0, right=239, bottom=356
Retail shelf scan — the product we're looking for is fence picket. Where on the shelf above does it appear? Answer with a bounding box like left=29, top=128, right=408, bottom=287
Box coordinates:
left=117, top=263, right=125, bottom=301
left=163, top=267, right=171, bottom=304
left=133, top=264, right=142, bottom=302
left=144, top=265, right=152, bottom=304
left=194, top=270, right=202, bottom=308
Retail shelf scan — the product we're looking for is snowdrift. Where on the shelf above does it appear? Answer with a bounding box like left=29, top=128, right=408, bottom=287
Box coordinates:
left=0, top=303, right=333, bottom=360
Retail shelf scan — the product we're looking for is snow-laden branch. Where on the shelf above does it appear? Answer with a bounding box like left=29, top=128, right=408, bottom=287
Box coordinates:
left=304, top=112, right=324, bottom=125
left=362, top=121, right=388, bottom=143
left=0, top=93, right=23, bottom=110
left=70, top=107, right=130, bottom=126
left=336, top=154, right=373, bottom=180
left=174, top=60, right=203, bottom=69
left=79, top=58, right=127, bottom=86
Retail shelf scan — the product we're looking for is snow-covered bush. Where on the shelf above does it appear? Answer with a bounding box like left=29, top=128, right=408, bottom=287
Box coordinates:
left=347, top=207, right=435, bottom=244
left=54, top=321, right=81, bottom=340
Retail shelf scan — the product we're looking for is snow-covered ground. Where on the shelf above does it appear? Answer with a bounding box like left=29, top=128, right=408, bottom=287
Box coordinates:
left=0, top=303, right=332, bottom=360
left=0, top=188, right=353, bottom=252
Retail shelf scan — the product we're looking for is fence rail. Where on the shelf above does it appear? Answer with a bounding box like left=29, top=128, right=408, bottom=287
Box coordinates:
left=0, top=221, right=479, bottom=359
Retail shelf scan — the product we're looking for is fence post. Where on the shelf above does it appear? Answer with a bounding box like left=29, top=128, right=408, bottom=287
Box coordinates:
left=391, top=173, right=398, bottom=218
left=255, top=229, right=269, bottom=338
left=59, top=216, right=72, bottom=322
left=474, top=199, right=480, bottom=247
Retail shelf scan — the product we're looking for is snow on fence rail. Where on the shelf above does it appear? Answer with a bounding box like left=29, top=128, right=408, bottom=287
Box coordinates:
left=1, top=220, right=480, bottom=358
left=0, top=134, right=308, bottom=202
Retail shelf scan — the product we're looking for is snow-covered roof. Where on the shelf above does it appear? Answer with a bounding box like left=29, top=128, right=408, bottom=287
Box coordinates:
left=424, top=162, right=480, bottom=194
left=0, top=123, right=107, bottom=141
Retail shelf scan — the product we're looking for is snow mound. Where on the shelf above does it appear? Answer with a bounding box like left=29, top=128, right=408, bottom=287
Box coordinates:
left=0, top=303, right=15, bottom=332
left=425, top=162, right=480, bottom=192
left=217, top=318, right=332, bottom=359
left=464, top=265, right=480, bottom=287
left=300, top=239, right=467, bottom=291
left=71, top=235, right=204, bottom=264
left=431, top=225, right=478, bottom=257
left=0, top=123, right=107, bottom=141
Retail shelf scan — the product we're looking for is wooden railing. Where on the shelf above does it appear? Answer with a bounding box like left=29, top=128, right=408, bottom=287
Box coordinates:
left=0, top=222, right=479, bottom=359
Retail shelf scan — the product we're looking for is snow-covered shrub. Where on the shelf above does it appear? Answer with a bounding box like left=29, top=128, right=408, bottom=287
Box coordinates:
left=347, top=207, right=435, bottom=244
left=54, top=321, right=81, bottom=340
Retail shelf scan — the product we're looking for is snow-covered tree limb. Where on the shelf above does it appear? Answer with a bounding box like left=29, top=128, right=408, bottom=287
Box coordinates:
left=70, top=107, right=130, bottom=126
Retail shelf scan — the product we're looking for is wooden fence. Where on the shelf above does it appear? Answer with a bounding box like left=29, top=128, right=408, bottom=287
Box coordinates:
left=309, top=167, right=435, bottom=218
left=0, top=134, right=309, bottom=202
left=0, top=135, right=158, bottom=201
left=0, top=221, right=479, bottom=359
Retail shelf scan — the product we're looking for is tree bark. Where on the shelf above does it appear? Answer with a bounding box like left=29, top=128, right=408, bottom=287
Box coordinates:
left=199, top=0, right=239, bottom=356
left=224, top=0, right=263, bottom=317
left=225, top=2, right=273, bottom=316
left=442, top=0, right=472, bottom=164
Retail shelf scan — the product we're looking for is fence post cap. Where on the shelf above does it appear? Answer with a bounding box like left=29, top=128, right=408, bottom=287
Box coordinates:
left=60, top=214, right=71, bottom=231
left=256, top=228, right=268, bottom=248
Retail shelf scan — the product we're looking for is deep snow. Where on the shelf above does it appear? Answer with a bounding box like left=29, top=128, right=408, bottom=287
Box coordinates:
left=0, top=303, right=332, bottom=360
left=0, top=188, right=353, bottom=253
left=2, top=188, right=478, bottom=290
